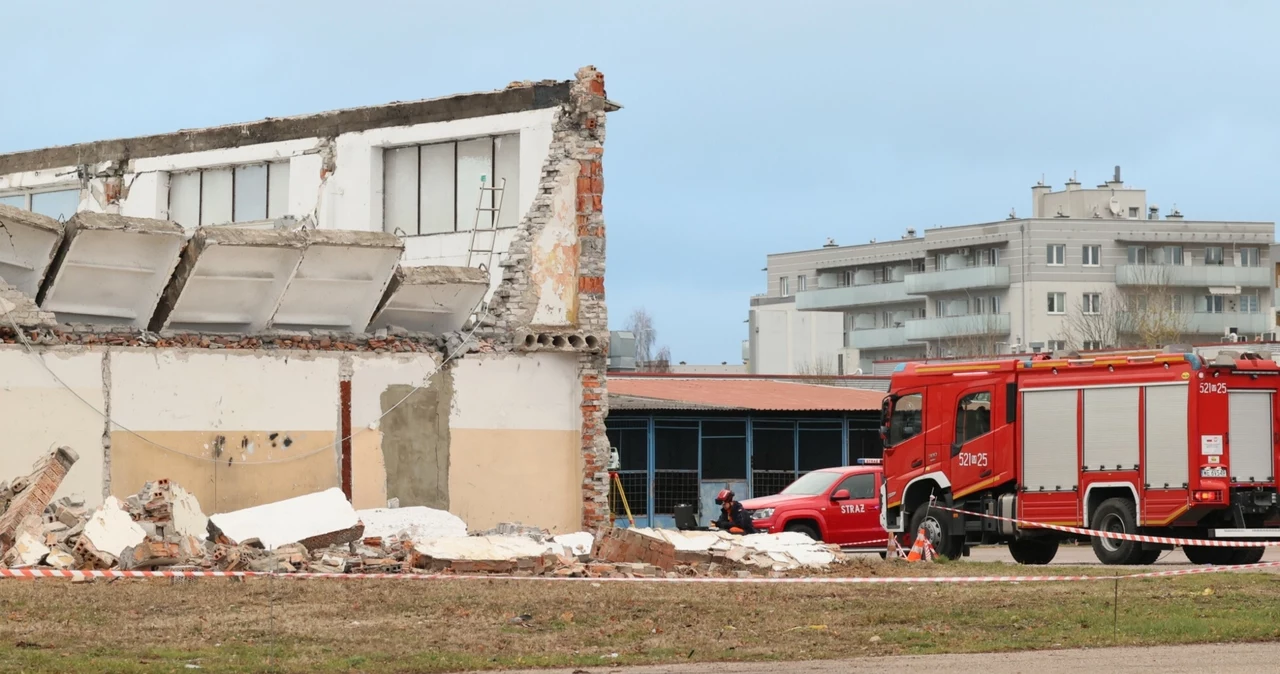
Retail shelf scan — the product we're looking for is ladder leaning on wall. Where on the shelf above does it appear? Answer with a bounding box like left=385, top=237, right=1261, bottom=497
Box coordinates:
left=464, top=175, right=507, bottom=327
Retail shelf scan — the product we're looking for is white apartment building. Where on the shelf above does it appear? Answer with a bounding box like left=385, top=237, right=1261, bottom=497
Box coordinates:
left=749, top=168, right=1276, bottom=374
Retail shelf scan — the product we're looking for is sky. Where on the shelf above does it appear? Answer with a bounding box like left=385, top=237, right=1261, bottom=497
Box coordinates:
left=4, top=1, right=1280, bottom=364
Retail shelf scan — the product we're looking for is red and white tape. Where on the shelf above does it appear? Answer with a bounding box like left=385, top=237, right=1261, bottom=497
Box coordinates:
left=3, top=561, right=1279, bottom=584
left=930, top=504, right=1280, bottom=548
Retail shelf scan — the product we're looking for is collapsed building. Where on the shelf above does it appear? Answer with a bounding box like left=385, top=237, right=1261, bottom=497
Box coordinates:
left=0, top=66, right=617, bottom=533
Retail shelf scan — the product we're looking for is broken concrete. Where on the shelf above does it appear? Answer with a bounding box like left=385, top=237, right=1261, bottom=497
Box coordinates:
left=0, top=282, right=57, bottom=328
left=82, top=496, right=147, bottom=557
left=207, top=487, right=362, bottom=550
left=37, top=212, right=186, bottom=328
left=368, top=265, right=489, bottom=336
left=0, top=204, right=65, bottom=298
left=268, top=229, right=403, bottom=333
left=0, top=446, right=78, bottom=550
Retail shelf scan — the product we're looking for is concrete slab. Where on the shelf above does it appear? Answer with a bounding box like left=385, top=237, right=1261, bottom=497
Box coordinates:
left=368, top=265, right=489, bottom=336
left=38, top=213, right=185, bottom=328
left=268, top=229, right=403, bottom=333
left=0, top=204, right=65, bottom=298
left=208, top=487, right=360, bottom=551
left=151, top=228, right=306, bottom=333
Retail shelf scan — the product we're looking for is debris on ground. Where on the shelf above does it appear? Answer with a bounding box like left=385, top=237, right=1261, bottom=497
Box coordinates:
left=0, top=456, right=845, bottom=577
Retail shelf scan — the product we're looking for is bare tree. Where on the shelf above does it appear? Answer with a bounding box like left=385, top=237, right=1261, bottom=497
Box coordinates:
left=1060, top=289, right=1127, bottom=351
left=626, top=307, right=656, bottom=364
left=648, top=346, right=672, bottom=373
left=936, top=312, right=1007, bottom=359
left=794, top=356, right=839, bottom=381
left=1118, top=264, right=1188, bottom=348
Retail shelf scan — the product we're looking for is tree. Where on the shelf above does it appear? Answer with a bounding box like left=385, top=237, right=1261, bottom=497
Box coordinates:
left=935, top=311, right=1007, bottom=359
left=650, top=346, right=672, bottom=373
left=1060, top=289, right=1127, bottom=352
left=1059, top=266, right=1188, bottom=350
left=626, top=307, right=656, bottom=364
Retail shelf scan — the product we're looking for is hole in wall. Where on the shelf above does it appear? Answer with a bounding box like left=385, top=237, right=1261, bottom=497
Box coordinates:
left=537, top=334, right=552, bottom=347
left=552, top=335, right=567, bottom=348
left=568, top=335, right=584, bottom=348
left=585, top=335, right=599, bottom=349
left=523, top=334, right=537, bottom=348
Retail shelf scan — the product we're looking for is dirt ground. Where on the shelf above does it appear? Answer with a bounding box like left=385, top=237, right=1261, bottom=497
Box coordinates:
left=2, top=561, right=1280, bottom=673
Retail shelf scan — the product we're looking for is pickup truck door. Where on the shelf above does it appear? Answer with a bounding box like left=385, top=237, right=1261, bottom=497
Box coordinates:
left=826, top=472, right=883, bottom=546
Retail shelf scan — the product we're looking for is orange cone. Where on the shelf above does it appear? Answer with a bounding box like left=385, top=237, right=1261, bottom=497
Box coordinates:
left=905, top=526, right=928, bottom=562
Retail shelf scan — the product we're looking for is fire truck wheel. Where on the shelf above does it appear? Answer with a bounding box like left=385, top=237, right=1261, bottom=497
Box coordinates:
left=1232, top=547, right=1265, bottom=565
left=909, top=504, right=961, bottom=560
left=1090, top=498, right=1143, bottom=565
left=1136, top=549, right=1162, bottom=565
left=1007, top=538, right=1059, bottom=565
left=784, top=522, right=820, bottom=542
left=1183, top=545, right=1237, bottom=565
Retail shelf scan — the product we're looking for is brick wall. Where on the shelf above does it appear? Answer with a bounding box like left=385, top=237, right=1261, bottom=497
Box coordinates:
left=0, top=283, right=56, bottom=329
left=0, top=447, right=79, bottom=548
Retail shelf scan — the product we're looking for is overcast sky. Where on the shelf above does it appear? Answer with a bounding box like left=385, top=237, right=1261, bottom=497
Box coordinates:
left=4, top=1, right=1279, bottom=363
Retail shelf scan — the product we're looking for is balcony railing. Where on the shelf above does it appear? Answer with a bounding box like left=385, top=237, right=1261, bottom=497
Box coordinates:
left=1115, top=264, right=1271, bottom=288
left=905, top=266, right=1010, bottom=295
left=847, top=326, right=910, bottom=350
left=1183, top=312, right=1273, bottom=335
left=904, top=313, right=1012, bottom=341
left=795, top=282, right=912, bottom=311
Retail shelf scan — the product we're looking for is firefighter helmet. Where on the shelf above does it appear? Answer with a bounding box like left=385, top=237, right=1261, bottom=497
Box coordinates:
left=714, top=489, right=734, bottom=505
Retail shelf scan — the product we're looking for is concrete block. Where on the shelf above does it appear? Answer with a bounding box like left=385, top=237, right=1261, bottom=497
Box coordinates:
left=83, top=496, right=147, bottom=557
left=0, top=204, right=64, bottom=298
left=207, top=487, right=361, bottom=551
left=268, top=229, right=402, bottom=333
left=38, top=213, right=185, bottom=328
left=368, top=265, right=489, bottom=335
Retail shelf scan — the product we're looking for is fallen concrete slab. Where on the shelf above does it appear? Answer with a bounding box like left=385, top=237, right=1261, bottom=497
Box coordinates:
left=0, top=204, right=64, bottom=299
left=82, top=496, right=147, bottom=557
left=268, top=229, right=403, bottom=333
left=357, top=506, right=467, bottom=542
left=150, top=228, right=306, bottom=333
left=368, top=265, right=489, bottom=335
left=37, top=212, right=186, bottom=328
left=208, top=487, right=363, bottom=550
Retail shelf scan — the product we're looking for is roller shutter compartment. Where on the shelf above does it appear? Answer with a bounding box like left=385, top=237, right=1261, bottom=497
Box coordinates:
left=1084, top=387, right=1140, bottom=472
left=1228, top=391, right=1274, bottom=483
left=1144, top=384, right=1189, bottom=489
left=1022, top=389, right=1079, bottom=491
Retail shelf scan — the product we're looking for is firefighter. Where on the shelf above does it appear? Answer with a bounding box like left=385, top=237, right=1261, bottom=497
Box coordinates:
left=710, top=489, right=756, bottom=534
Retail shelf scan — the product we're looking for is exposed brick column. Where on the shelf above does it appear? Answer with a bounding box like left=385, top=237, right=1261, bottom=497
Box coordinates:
left=0, top=446, right=79, bottom=550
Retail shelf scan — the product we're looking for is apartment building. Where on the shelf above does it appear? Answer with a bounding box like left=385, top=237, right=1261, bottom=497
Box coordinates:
left=750, top=168, right=1276, bottom=374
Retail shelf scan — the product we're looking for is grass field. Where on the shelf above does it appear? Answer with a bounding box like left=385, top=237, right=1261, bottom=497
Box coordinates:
left=2, top=560, right=1280, bottom=673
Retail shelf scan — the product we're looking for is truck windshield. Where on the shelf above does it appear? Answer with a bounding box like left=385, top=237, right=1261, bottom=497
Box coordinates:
left=886, top=392, right=923, bottom=446
left=780, top=471, right=842, bottom=496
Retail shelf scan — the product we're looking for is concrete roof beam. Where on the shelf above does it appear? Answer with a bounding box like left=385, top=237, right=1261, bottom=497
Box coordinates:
left=268, top=230, right=404, bottom=333
left=0, top=204, right=65, bottom=298
left=368, top=265, right=490, bottom=336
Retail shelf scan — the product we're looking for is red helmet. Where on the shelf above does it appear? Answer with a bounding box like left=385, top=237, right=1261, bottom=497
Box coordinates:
left=715, top=489, right=734, bottom=504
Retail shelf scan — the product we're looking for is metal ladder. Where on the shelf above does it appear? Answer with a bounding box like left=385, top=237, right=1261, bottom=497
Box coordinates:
left=465, top=175, right=507, bottom=272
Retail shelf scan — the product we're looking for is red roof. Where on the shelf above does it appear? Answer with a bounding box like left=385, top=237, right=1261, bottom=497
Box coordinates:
left=608, top=376, right=884, bottom=412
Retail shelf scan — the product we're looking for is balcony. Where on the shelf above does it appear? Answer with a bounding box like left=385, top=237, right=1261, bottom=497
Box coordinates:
left=847, top=326, right=910, bottom=350
left=905, top=266, right=1010, bottom=295
left=1115, top=265, right=1272, bottom=288
left=1184, top=312, right=1273, bottom=336
left=795, top=282, right=911, bottom=311
left=904, top=313, right=1011, bottom=341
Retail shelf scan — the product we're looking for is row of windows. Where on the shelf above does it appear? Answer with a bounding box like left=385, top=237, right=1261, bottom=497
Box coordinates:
left=0, top=189, right=80, bottom=222
left=1047, top=244, right=1263, bottom=267
left=888, top=390, right=993, bottom=448
left=1048, top=291, right=1262, bottom=315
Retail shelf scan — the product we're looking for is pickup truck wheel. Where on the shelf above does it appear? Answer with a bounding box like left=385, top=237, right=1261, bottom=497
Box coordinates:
left=1090, top=498, right=1143, bottom=565
left=1184, top=545, right=1236, bottom=565
left=784, top=522, right=820, bottom=541
left=1008, top=538, right=1059, bottom=565
left=908, top=503, right=961, bottom=560
left=1232, top=547, right=1266, bottom=565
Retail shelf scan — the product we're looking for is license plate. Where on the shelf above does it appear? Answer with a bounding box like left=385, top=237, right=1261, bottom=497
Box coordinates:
left=1200, top=466, right=1228, bottom=478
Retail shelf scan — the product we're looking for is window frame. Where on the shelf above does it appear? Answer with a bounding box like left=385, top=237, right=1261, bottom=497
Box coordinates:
left=953, top=390, right=993, bottom=449
left=1046, top=244, right=1065, bottom=266
left=1205, top=246, right=1225, bottom=266
left=886, top=392, right=924, bottom=447
left=1083, top=292, right=1101, bottom=315
left=833, top=473, right=876, bottom=500
left=797, top=274, right=807, bottom=292
left=1048, top=292, right=1067, bottom=314
left=0, top=186, right=82, bottom=221
left=1082, top=244, right=1101, bottom=267
left=1240, top=247, right=1260, bottom=268
left=381, top=134, right=519, bottom=237
left=168, top=162, right=290, bottom=228
left=779, top=277, right=790, bottom=297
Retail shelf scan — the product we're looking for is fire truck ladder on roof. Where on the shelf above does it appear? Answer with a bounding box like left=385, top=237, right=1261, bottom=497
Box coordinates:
left=465, top=175, right=507, bottom=273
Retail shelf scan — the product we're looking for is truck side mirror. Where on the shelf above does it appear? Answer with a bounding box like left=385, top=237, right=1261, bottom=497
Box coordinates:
left=831, top=489, right=850, bottom=501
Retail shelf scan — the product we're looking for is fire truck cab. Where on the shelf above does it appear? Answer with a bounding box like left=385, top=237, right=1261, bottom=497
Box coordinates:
left=878, top=348, right=1280, bottom=565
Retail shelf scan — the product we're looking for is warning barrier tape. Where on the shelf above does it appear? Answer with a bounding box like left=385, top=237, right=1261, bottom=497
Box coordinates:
left=2, top=561, right=1279, bottom=583
left=930, top=504, right=1280, bottom=548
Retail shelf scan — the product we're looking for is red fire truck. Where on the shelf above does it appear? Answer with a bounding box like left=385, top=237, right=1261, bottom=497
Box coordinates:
left=878, top=349, right=1280, bottom=565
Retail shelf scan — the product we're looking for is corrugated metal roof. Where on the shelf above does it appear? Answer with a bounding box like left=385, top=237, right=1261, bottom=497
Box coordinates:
left=608, top=377, right=884, bottom=412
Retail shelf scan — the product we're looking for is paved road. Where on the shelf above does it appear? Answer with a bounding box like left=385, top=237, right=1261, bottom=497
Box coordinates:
left=501, top=642, right=1280, bottom=673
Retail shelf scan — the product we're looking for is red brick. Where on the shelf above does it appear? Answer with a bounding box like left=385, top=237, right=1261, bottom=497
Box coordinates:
left=579, top=276, right=604, bottom=294
left=577, top=175, right=593, bottom=195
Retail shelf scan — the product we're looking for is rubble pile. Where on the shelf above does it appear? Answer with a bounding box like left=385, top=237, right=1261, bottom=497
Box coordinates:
left=0, top=448, right=847, bottom=578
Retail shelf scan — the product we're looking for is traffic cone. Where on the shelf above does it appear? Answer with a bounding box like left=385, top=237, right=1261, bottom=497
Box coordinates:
left=905, top=526, right=928, bottom=562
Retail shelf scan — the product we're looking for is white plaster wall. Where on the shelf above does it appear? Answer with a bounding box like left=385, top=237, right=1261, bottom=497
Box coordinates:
left=109, top=351, right=339, bottom=431
left=0, top=348, right=106, bottom=506
left=748, top=304, right=843, bottom=375
left=350, top=354, right=439, bottom=427
left=449, top=352, right=580, bottom=431
left=530, top=161, right=577, bottom=326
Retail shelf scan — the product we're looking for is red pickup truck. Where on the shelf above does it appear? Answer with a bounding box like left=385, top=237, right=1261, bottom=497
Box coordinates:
left=740, top=459, right=887, bottom=549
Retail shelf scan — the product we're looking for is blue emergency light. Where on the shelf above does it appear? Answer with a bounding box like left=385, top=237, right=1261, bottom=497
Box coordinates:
left=856, top=458, right=882, bottom=465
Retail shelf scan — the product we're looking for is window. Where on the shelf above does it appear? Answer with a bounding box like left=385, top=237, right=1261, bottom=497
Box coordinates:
left=954, top=391, right=992, bottom=446
left=1082, top=245, right=1101, bottom=266
left=935, top=299, right=944, bottom=317
left=1083, top=293, right=1101, bottom=315
left=1083, top=340, right=1103, bottom=350
left=1241, top=295, right=1260, bottom=313
left=833, top=473, right=876, bottom=500
left=935, top=253, right=946, bottom=271
left=841, top=270, right=853, bottom=287
left=1171, top=294, right=1184, bottom=312
left=780, top=471, right=841, bottom=496
left=169, top=163, right=290, bottom=228
left=912, top=259, right=926, bottom=273
left=1127, top=246, right=1148, bottom=264
left=1128, top=207, right=1139, bottom=218
left=1159, top=246, right=1183, bottom=265
left=988, top=296, right=1001, bottom=314
left=887, top=393, right=923, bottom=446
left=779, top=277, right=790, bottom=296
left=1204, top=295, right=1225, bottom=313
left=1048, top=292, right=1066, bottom=314
left=0, top=189, right=80, bottom=221
left=1047, top=340, right=1067, bottom=352
left=1205, top=247, right=1224, bottom=266
left=383, top=134, right=520, bottom=236
left=979, top=248, right=1000, bottom=266
left=1240, top=247, right=1261, bottom=268
left=1046, top=244, right=1065, bottom=266
left=797, top=275, right=807, bottom=292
